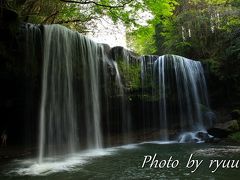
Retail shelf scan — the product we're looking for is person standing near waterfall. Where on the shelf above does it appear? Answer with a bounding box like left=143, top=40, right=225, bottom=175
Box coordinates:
left=1, top=130, right=7, bottom=147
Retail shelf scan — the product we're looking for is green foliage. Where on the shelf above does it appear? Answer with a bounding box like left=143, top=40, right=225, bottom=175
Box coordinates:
left=128, top=25, right=157, bottom=55
left=128, top=0, right=177, bottom=54
left=3, top=0, right=151, bottom=33
left=229, top=132, right=240, bottom=142
left=128, top=0, right=240, bottom=105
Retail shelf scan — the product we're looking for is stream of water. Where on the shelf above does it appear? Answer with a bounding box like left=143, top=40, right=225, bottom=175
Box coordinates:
left=1, top=143, right=240, bottom=179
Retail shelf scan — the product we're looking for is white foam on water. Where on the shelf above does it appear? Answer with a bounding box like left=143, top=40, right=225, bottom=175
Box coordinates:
left=117, top=143, right=139, bottom=149
left=7, top=148, right=117, bottom=176
left=6, top=143, right=142, bottom=176
left=140, top=140, right=178, bottom=145
left=178, top=131, right=211, bottom=143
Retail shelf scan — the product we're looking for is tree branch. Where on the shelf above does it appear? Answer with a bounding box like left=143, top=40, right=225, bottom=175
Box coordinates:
left=42, top=10, right=59, bottom=24
left=60, top=0, right=133, bottom=9
left=56, top=18, right=89, bottom=24
left=55, top=14, right=95, bottom=24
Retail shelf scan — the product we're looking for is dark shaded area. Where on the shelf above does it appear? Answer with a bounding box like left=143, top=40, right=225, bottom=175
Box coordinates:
left=207, top=128, right=230, bottom=138
left=0, top=7, right=42, bottom=146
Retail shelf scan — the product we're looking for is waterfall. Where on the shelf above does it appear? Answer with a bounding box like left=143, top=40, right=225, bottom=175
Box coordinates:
left=39, top=25, right=78, bottom=162
left=155, top=56, right=168, bottom=140
left=141, top=55, right=210, bottom=140
left=111, top=47, right=132, bottom=144
left=38, top=25, right=104, bottom=162
left=23, top=23, right=212, bottom=165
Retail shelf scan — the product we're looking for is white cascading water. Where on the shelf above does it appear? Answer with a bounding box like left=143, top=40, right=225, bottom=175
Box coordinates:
left=81, top=30, right=103, bottom=150
left=172, top=55, right=209, bottom=131
left=155, top=56, right=168, bottom=140
left=39, top=25, right=104, bottom=162
left=141, top=55, right=210, bottom=140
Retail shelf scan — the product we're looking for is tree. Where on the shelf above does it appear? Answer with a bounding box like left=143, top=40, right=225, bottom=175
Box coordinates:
left=127, top=0, right=177, bottom=54
left=128, top=0, right=240, bottom=105
left=3, top=0, right=145, bottom=32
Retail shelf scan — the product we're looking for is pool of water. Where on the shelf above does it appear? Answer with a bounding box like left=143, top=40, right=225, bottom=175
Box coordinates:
left=1, top=143, right=240, bottom=179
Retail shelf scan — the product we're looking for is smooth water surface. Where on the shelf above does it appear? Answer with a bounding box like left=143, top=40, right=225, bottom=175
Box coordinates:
left=1, top=143, right=240, bottom=179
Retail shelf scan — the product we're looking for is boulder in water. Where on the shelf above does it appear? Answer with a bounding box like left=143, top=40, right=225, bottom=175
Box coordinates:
left=207, top=128, right=230, bottom=138
left=178, top=131, right=211, bottom=143
left=196, top=131, right=211, bottom=142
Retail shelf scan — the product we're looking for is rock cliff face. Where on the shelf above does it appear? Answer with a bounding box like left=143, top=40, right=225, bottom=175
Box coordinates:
left=0, top=12, right=214, bottom=146
left=0, top=19, right=140, bottom=146
left=0, top=9, right=27, bottom=145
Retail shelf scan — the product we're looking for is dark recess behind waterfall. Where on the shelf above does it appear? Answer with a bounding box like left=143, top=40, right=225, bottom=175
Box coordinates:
left=0, top=17, right=42, bottom=146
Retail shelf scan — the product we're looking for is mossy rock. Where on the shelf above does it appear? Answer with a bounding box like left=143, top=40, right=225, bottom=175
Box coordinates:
left=228, top=120, right=240, bottom=132
left=214, top=120, right=239, bottom=132
left=229, top=132, right=240, bottom=142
